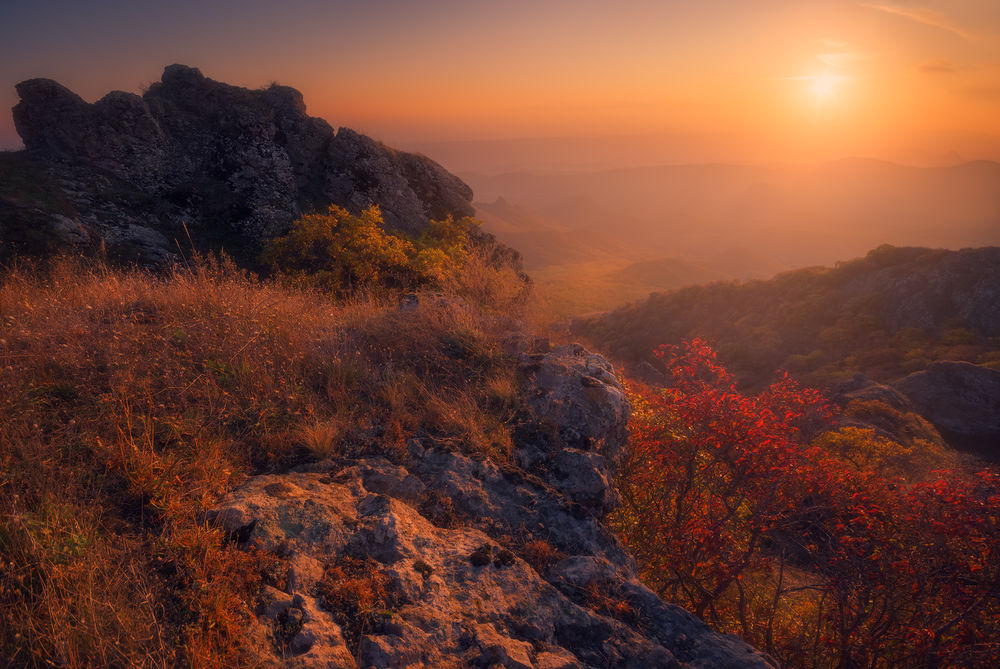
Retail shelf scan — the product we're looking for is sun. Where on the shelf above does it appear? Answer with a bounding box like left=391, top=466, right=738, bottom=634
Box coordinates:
left=810, top=73, right=840, bottom=102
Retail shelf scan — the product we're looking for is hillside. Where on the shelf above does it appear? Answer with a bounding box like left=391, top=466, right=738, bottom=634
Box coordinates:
left=576, top=244, right=1000, bottom=457
left=578, top=245, right=1000, bottom=379
left=0, top=67, right=772, bottom=668
left=0, top=257, right=773, bottom=668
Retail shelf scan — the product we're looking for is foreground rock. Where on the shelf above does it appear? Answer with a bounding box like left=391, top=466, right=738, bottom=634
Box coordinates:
left=5, top=65, right=476, bottom=265
left=210, top=344, right=772, bottom=668
left=893, top=361, right=1000, bottom=460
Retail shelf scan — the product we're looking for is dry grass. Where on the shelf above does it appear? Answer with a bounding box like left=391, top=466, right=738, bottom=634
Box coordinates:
left=0, top=253, right=525, bottom=667
left=315, top=556, right=398, bottom=654
left=517, top=539, right=565, bottom=576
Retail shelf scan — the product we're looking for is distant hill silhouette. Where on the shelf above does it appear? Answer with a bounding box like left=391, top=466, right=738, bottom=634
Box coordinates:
left=467, top=159, right=1000, bottom=276
left=576, top=245, right=1000, bottom=387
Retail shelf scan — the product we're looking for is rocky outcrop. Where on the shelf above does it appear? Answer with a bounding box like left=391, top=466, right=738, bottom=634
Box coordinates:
left=893, top=362, right=1000, bottom=459
left=6, top=65, right=475, bottom=264
left=835, top=373, right=915, bottom=414
left=209, top=344, right=772, bottom=668
left=843, top=246, right=1000, bottom=337
left=831, top=372, right=948, bottom=452
left=515, top=343, right=629, bottom=514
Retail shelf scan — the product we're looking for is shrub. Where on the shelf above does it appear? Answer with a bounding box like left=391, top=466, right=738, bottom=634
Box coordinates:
left=261, top=205, right=476, bottom=295
left=614, top=339, right=1000, bottom=668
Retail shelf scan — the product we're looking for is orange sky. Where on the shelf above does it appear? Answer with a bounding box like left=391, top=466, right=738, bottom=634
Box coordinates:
left=2, top=0, right=999, bottom=165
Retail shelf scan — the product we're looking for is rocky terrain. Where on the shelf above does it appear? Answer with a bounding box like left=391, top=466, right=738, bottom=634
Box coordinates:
left=210, top=342, right=771, bottom=668
left=0, top=67, right=779, bottom=667
left=3, top=65, right=477, bottom=265
left=893, top=362, right=1000, bottom=459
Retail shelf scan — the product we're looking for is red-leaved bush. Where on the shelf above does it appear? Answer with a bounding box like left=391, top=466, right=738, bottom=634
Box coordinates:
left=613, top=339, right=1000, bottom=668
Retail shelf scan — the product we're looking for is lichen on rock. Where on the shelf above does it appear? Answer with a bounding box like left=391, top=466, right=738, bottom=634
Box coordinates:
left=9, top=65, right=476, bottom=265
left=209, top=345, right=772, bottom=668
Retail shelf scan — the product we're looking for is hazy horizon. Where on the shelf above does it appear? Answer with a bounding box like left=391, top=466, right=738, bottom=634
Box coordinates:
left=3, top=0, right=998, bottom=316
left=4, top=1, right=1000, bottom=169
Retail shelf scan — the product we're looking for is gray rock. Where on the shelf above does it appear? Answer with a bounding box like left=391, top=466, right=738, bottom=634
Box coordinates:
left=258, top=586, right=356, bottom=668
left=212, top=459, right=767, bottom=668
left=835, top=373, right=914, bottom=413
left=518, top=343, right=629, bottom=475
left=9, top=65, right=479, bottom=265
left=207, top=346, right=772, bottom=668
left=548, top=448, right=619, bottom=514
left=47, top=214, right=92, bottom=246
left=893, top=361, right=1000, bottom=457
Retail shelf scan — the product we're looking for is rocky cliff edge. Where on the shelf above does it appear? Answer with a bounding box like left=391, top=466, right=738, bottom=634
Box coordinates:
left=4, top=65, right=476, bottom=265
left=209, top=340, right=773, bottom=668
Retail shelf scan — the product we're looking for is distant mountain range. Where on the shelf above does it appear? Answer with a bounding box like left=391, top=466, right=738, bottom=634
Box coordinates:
left=468, top=159, right=1000, bottom=278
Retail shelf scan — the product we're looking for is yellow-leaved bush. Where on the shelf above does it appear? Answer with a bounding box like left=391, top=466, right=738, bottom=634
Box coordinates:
left=261, top=205, right=476, bottom=294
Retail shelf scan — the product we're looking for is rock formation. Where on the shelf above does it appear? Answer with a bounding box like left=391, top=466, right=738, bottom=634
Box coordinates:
left=831, top=372, right=948, bottom=451
left=893, top=362, right=1000, bottom=460
left=5, top=65, right=476, bottom=265
left=210, top=342, right=773, bottom=668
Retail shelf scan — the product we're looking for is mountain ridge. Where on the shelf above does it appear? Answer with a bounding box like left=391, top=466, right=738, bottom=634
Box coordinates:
left=575, top=244, right=1000, bottom=457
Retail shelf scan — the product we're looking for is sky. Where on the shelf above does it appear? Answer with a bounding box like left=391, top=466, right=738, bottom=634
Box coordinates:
left=2, top=0, right=999, bottom=167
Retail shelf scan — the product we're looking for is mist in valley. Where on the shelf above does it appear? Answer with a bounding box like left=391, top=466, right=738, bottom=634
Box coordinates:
left=411, top=142, right=1000, bottom=315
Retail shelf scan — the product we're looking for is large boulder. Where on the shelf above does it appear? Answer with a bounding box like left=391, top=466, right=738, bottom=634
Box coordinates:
left=207, top=344, right=773, bottom=668
left=517, top=343, right=629, bottom=474
left=8, top=65, right=476, bottom=264
left=830, top=372, right=946, bottom=449
left=892, top=361, right=1000, bottom=459
left=210, top=459, right=770, bottom=669
left=510, top=342, right=631, bottom=515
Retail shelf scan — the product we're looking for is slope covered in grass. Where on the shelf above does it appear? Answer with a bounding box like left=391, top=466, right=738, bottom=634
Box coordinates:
left=0, top=255, right=527, bottom=667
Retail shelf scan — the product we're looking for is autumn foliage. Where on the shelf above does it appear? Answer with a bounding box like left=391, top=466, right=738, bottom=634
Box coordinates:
left=613, top=339, right=1000, bottom=668
left=260, top=204, right=477, bottom=294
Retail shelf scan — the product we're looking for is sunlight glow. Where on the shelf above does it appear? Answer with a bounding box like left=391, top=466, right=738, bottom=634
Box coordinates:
left=810, top=73, right=841, bottom=102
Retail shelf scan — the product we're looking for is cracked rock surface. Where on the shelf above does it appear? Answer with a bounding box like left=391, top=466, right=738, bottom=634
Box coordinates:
left=7, top=65, right=478, bottom=265
left=210, top=344, right=773, bottom=668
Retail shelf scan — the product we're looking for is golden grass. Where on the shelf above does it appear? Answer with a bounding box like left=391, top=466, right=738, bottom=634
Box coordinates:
left=0, top=253, right=525, bottom=667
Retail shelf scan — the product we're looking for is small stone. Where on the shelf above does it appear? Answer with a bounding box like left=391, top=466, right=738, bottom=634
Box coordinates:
left=469, top=544, right=494, bottom=567
left=492, top=549, right=516, bottom=568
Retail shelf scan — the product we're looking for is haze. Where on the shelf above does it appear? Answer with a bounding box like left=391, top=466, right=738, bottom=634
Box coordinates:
left=3, top=0, right=998, bottom=314
left=3, top=0, right=999, bottom=162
